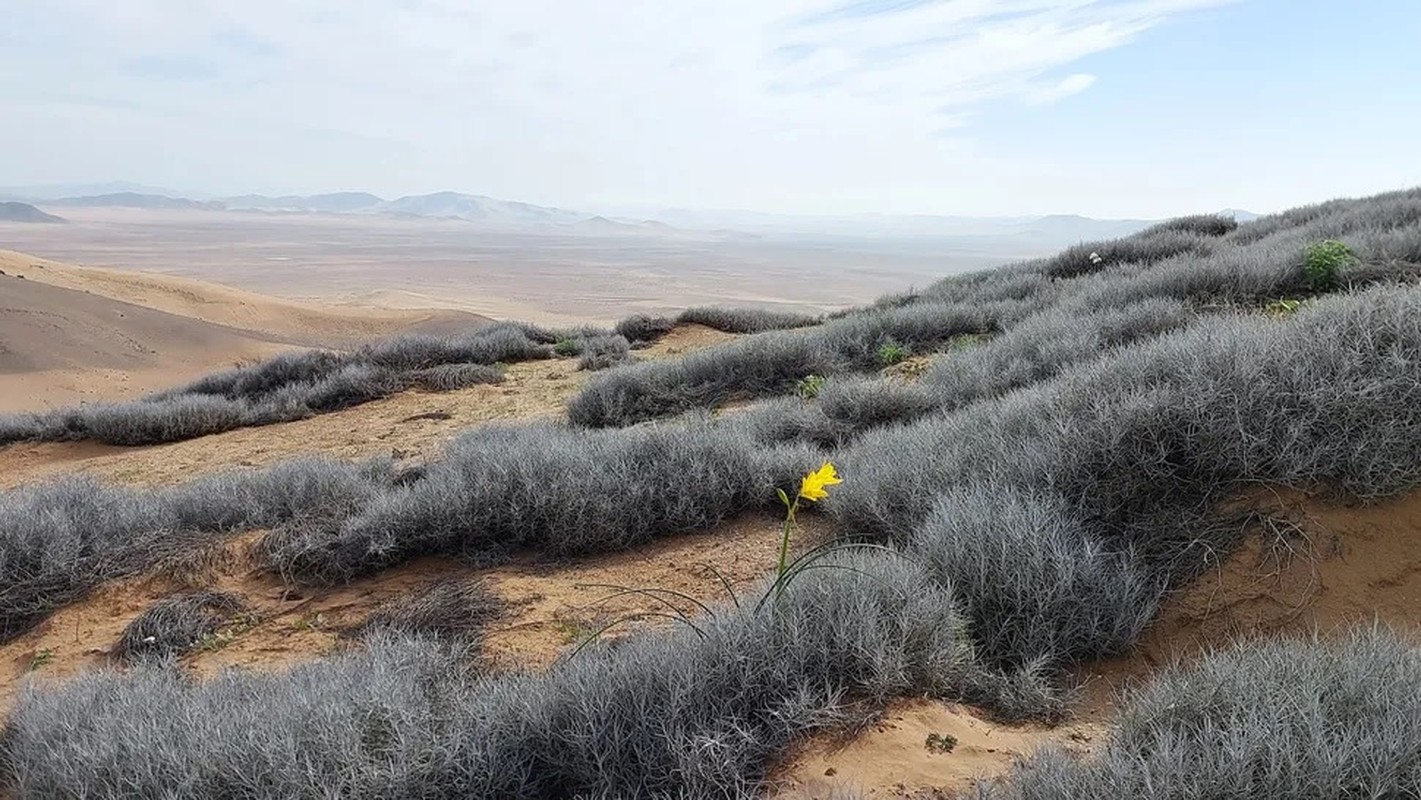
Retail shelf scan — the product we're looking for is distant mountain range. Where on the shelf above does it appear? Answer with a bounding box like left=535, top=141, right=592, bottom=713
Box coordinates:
left=0, top=181, right=203, bottom=200
left=222, top=192, right=385, bottom=213
left=42, top=193, right=225, bottom=211
left=0, top=201, right=65, bottom=223
left=0, top=183, right=1259, bottom=244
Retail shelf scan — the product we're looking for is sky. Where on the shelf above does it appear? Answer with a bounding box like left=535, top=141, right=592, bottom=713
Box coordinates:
left=1, top=0, right=1417, bottom=218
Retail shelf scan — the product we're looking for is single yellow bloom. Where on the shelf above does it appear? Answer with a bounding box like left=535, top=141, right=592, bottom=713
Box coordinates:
left=798, top=462, right=842, bottom=502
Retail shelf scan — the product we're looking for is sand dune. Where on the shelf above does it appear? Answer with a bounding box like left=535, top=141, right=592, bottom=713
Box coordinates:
left=0, top=250, right=488, bottom=345
left=0, top=250, right=492, bottom=411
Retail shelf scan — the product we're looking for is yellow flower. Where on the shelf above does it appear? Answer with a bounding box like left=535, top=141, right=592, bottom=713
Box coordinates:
left=798, top=462, right=842, bottom=503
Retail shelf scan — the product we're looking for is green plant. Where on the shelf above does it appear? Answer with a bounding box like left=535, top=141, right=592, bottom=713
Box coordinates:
left=554, top=338, right=579, bottom=357
left=1265, top=298, right=1303, bottom=317
left=775, top=463, right=842, bottom=589
left=947, top=333, right=987, bottom=350
left=1302, top=240, right=1355, bottom=291
left=876, top=341, right=909, bottom=367
left=796, top=374, right=826, bottom=399
left=200, top=613, right=261, bottom=651
left=925, top=732, right=958, bottom=754
left=27, top=648, right=54, bottom=672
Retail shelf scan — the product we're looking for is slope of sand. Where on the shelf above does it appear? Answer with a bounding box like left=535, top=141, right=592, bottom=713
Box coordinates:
left=0, top=274, right=293, bottom=411
left=0, top=250, right=489, bottom=344
left=0, top=250, right=491, bottom=411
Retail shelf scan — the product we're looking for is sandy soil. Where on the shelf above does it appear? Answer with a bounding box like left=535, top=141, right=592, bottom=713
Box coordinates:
left=776, top=702, right=1102, bottom=799
left=1159, top=489, right=1421, bottom=648
left=0, top=250, right=488, bottom=411
left=0, top=250, right=488, bottom=344
left=0, top=274, right=290, bottom=410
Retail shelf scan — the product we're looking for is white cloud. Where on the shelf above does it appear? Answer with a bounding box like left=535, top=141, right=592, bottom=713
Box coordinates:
left=1024, top=72, right=1099, bottom=104
left=0, top=0, right=1241, bottom=214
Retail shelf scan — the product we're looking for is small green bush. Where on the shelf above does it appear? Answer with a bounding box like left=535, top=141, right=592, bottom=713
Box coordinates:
left=1302, top=239, right=1355, bottom=291
left=553, top=338, right=579, bottom=357
left=796, top=375, right=826, bottom=399
left=947, top=333, right=987, bottom=350
left=876, top=342, right=909, bottom=367
left=925, top=732, right=958, bottom=754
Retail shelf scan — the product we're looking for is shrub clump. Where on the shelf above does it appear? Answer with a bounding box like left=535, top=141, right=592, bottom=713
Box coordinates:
left=575, top=335, right=633, bottom=371
left=911, top=486, right=1159, bottom=669
left=113, top=591, right=247, bottom=662
left=254, top=420, right=790, bottom=584
left=614, top=313, right=676, bottom=345
left=350, top=578, right=502, bottom=643
left=1140, top=213, right=1239, bottom=238
left=1302, top=238, right=1356, bottom=291
left=978, top=628, right=1421, bottom=799
left=677, top=306, right=822, bottom=334
left=1040, top=229, right=1215, bottom=280
left=408, top=363, right=505, bottom=391
left=0, top=457, right=400, bottom=642
left=875, top=341, right=909, bottom=367
left=570, top=300, right=1004, bottom=427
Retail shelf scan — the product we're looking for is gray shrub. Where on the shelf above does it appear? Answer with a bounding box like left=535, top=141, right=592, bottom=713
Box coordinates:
left=113, top=591, right=246, bottom=662
left=977, top=628, right=1421, bottom=800
left=676, top=306, right=822, bottom=333
left=0, top=322, right=620, bottom=447
left=0, top=556, right=1053, bottom=799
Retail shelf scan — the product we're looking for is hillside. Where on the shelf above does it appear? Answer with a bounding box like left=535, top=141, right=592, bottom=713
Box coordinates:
left=0, top=188, right=1420, bottom=799
left=0, top=251, right=488, bottom=344
left=0, top=202, right=63, bottom=223
left=0, top=252, right=490, bottom=410
left=0, top=273, right=291, bottom=411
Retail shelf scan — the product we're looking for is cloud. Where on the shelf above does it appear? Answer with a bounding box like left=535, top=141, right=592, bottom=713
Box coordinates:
left=0, top=0, right=1240, bottom=212
left=1024, top=72, right=1099, bottom=104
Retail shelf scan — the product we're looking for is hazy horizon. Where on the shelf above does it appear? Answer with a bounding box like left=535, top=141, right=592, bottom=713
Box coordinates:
left=5, top=2, right=1419, bottom=220
left=0, top=180, right=1207, bottom=223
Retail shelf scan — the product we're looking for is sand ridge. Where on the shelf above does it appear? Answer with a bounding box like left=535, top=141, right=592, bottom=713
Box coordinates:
left=0, top=250, right=490, bottom=411
left=0, top=250, right=489, bottom=344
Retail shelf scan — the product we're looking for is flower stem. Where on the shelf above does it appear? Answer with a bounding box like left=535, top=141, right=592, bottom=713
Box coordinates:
left=776, top=498, right=798, bottom=588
